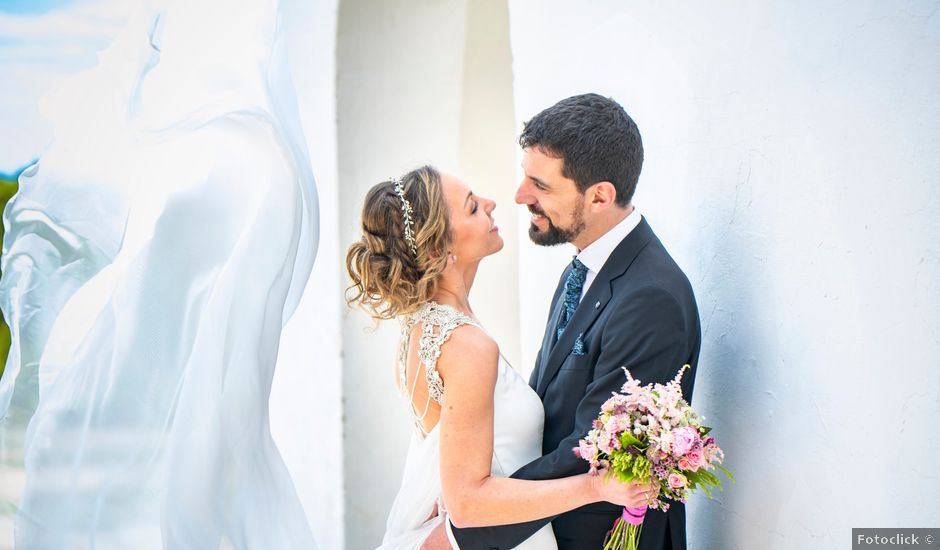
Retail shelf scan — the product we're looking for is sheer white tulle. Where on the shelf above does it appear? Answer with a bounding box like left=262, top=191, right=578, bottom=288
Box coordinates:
left=378, top=428, right=445, bottom=549
left=0, top=0, right=318, bottom=547
left=380, top=304, right=557, bottom=549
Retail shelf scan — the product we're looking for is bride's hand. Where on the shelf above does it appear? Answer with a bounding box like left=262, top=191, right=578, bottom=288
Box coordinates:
left=590, top=468, right=659, bottom=508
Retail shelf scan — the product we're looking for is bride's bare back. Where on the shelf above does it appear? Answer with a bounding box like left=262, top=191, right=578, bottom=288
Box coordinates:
left=396, top=302, right=484, bottom=436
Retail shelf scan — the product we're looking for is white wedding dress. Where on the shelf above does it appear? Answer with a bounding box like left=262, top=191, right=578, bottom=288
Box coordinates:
left=378, top=302, right=557, bottom=549
left=0, top=0, right=319, bottom=547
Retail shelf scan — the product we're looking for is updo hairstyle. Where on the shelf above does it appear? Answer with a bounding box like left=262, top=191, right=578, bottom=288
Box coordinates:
left=345, top=166, right=452, bottom=320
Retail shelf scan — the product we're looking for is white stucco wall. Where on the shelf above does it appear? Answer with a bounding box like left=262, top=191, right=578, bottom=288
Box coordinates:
left=508, top=0, right=939, bottom=547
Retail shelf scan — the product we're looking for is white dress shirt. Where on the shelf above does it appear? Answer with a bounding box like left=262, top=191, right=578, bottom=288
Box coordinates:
left=575, top=206, right=642, bottom=301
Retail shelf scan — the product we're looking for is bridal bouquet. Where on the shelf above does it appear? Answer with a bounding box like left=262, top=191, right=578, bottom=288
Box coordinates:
left=574, top=365, right=732, bottom=550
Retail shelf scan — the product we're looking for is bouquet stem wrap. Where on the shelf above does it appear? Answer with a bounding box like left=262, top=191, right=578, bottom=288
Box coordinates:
left=604, top=508, right=645, bottom=550
left=622, top=506, right=647, bottom=525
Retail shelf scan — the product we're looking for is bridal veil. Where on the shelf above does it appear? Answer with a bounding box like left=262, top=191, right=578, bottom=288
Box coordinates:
left=0, top=0, right=319, bottom=547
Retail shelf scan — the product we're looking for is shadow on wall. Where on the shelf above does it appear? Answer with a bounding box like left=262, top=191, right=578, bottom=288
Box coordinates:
left=685, top=165, right=789, bottom=548
left=0, top=165, right=25, bottom=380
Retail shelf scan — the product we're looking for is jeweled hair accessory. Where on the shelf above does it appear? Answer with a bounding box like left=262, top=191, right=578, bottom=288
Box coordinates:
left=393, top=177, right=419, bottom=257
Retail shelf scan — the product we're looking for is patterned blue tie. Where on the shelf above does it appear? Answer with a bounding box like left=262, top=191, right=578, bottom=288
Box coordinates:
left=556, top=257, right=588, bottom=341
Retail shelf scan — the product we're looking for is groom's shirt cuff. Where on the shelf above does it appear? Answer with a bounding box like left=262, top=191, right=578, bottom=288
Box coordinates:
left=445, top=519, right=461, bottom=550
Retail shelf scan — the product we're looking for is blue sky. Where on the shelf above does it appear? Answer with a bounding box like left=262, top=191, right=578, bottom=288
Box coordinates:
left=0, top=0, right=131, bottom=173
left=0, top=0, right=74, bottom=15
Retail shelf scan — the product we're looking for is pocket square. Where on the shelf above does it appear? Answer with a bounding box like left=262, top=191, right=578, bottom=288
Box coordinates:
left=571, top=333, right=586, bottom=356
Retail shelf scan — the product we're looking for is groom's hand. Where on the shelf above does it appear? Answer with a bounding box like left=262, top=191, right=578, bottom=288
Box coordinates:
left=420, top=522, right=453, bottom=550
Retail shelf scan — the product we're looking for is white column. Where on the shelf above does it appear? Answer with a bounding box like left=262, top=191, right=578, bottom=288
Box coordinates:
left=337, top=0, right=520, bottom=545
left=459, top=0, right=521, bottom=372
left=337, top=1, right=468, bottom=547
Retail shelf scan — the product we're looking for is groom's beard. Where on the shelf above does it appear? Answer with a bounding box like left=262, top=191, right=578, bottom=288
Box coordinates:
left=527, top=196, right=585, bottom=246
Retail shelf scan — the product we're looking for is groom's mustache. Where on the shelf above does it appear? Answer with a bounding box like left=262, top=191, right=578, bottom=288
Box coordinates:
left=527, top=204, right=547, bottom=217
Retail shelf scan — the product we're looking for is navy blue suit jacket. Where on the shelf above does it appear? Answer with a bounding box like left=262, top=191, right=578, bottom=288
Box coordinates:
left=451, top=216, right=701, bottom=550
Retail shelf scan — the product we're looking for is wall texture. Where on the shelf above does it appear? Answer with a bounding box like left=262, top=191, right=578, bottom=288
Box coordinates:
left=507, top=1, right=939, bottom=547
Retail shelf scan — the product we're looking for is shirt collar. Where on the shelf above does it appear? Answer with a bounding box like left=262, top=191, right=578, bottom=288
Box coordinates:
left=576, top=207, right=642, bottom=274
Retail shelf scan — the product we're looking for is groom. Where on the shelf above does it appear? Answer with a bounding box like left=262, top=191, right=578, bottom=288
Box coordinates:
left=426, top=93, right=701, bottom=550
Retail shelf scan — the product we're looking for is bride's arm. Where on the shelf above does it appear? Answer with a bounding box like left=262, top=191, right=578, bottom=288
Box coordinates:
left=436, top=325, right=651, bottom=529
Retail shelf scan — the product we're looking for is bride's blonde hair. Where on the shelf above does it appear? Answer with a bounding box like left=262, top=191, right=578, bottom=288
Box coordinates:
left=345, top=166, right=452, bottom=320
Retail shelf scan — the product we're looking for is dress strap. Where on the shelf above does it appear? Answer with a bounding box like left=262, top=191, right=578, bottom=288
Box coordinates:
left=397, top=302, right=479, bottom=434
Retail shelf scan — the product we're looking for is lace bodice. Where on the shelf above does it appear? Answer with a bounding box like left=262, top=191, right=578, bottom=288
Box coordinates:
left=397, top=302, right=480, bottom=435
left=382, top=303, right=557, bottom=549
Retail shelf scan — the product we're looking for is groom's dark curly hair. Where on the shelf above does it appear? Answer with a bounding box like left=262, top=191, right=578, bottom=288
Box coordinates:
left=519, top=93, right=643, bottom=206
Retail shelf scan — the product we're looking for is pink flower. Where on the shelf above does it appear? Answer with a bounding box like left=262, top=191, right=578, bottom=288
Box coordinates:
left=597, top=431, right=621, bottom=454
left=601, top=398, right=617, bottom=413
left=668, top=473, right=688, bottom=489
left=606, top=414, right=628, bottom=434
left=704, top=443, right=724, bottom=464
left=658, top=429, right=674, bottom=455
left=671, top=426, right=699, bottom=457
left=685, top=449, right=705, bottom=471
left=576, top=440, right=598, bottom=462
left=678, top=457, right=691, bottom=470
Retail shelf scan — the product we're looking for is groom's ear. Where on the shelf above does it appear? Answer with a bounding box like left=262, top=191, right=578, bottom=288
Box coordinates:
left=588, top=181, right=618, bottom=210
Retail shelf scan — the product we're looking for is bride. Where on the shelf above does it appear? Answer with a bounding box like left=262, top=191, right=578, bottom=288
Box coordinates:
left=346, top=166, right=656, bottom=549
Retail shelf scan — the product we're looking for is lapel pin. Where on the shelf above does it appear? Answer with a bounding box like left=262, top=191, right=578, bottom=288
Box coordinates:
left=594, top=301, right=601, bottom=309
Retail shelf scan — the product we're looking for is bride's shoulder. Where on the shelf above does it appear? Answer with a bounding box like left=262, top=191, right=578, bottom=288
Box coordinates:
left=435, top=324, right=499, bottom=382
left=443, top=323, right=496, bottom=354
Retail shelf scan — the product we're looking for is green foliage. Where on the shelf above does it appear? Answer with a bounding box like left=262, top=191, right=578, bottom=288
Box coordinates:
left=683, top=463, right=735, bottom=500
left=716, top=463, right=735, bottom=483
left=0, top=499, right=18, bottom=517
left=0, top=173, right=19, bottom=380
left=685, top=468, right=719, bottom=498
left=609, top=449, right=652, bottom=483
left=619, top=430, right=644, bottom=449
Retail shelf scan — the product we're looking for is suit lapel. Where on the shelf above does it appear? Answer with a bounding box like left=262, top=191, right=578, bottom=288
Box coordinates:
left=531, top=270, right=569, bottom=390
left=536, top=282, right=610, bottom=397
left=535, top=217, right=654, bottom=397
